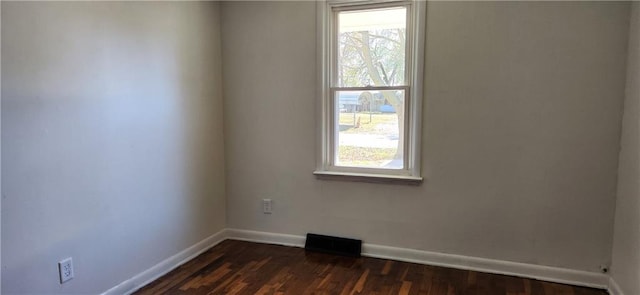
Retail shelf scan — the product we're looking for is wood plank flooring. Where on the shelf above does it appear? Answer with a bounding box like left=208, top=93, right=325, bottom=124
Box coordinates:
left=134, top=240, right=608, bottom=295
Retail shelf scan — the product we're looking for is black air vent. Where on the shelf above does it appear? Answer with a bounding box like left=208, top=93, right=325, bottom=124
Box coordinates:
left=304, top=233, right=362, bottom=257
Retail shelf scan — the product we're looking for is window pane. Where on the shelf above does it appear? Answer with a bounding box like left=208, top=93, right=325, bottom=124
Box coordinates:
left=337, top=7, right=407, bottom=87
left=335, top=90, right=405, bottom=169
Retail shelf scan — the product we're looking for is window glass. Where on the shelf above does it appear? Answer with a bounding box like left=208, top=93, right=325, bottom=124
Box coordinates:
left=335, top=90, right=405, bottom=169
left=337, top=7, right=407, bottom=87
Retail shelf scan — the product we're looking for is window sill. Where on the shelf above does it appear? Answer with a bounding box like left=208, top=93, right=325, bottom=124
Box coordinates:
left=313, top=170, right=423, bottom=185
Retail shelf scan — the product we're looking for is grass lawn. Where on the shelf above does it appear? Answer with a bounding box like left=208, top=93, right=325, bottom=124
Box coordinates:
left=337, top=146, right=397, bottom=167
left=339, top=112, right=399, bottom=135
left=337, top=112, right=400, bottom=167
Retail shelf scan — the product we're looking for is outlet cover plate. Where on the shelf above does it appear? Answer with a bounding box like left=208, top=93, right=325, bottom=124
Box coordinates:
left=58, top=257, right=74, bottom=283
left=263, top=199, right=272, bottom=214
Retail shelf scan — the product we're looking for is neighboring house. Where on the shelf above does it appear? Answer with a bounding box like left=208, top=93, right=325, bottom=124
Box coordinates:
left=338, top=91, right=395, bottom=113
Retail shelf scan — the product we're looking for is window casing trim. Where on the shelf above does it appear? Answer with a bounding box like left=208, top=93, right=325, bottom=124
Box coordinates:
left=315, top=0, right=426, bottom=182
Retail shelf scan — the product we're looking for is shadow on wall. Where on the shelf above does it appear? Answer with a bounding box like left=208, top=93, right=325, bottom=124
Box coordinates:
left=1, top=2, right=226, bottom=294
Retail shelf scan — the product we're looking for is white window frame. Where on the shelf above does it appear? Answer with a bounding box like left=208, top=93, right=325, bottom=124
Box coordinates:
left=314, top=0, right=426, bottom=183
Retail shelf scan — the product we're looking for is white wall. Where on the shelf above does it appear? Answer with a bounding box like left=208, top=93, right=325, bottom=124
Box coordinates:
left=1, top=2, right=226, bottom=294
left=611, top=3, right=640, bottom=295
left=221, top=1, right=630, bottom=273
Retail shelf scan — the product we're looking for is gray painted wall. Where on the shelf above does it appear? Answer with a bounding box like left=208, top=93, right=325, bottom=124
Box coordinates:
left=221, top=1, right=630, bottom=272
left=611, top=3, right=640, bottom=295
left=1, top=2, right=226, bottom=293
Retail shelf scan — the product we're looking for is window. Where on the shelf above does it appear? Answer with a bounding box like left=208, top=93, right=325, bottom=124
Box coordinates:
left=315, top=0, right=426, bottom=182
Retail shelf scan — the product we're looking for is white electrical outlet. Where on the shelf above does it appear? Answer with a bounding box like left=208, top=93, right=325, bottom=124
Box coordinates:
left=263, top=199, right=273, bottom=214
left=58, top=257, right=74, bottom=284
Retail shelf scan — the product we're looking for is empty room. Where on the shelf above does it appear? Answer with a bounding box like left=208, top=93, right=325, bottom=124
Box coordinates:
left=1, top=1, right=639, bottom=294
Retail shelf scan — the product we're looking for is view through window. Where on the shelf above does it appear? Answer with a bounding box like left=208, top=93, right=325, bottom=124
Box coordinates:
left=334, top=6, right=408, bottom=169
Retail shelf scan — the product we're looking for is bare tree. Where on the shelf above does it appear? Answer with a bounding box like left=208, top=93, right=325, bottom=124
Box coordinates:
left=339, top=28, right=406, bottom=159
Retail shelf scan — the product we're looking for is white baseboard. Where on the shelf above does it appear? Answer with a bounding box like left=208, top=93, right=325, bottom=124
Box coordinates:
left=362, top=243, right=608, bottom=289
left=225, top=229, right=609, bottom=290
left=226, top=228, right=306, bottom=247
left=608, top=276, right=624, bottom=295
left=101, top=229, right=228, bottom=295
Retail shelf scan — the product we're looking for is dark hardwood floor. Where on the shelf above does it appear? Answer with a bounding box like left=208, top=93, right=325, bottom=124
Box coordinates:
left=134, top=240, right=608, bottom=295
